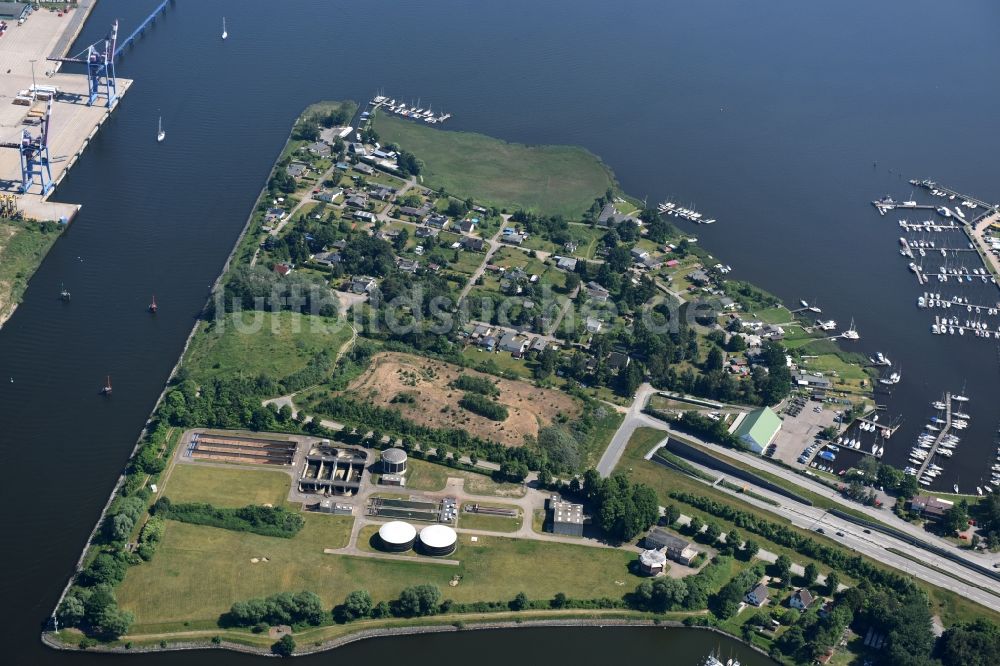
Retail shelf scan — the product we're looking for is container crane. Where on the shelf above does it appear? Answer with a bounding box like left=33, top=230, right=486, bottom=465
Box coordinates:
left=0, top=99, right=53, bottom=195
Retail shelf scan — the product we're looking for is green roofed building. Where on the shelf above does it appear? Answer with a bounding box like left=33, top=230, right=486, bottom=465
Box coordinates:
left=732, top=406, right=781, bottom=454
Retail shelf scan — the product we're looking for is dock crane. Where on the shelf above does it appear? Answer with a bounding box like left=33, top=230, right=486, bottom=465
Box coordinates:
left=0, top=99, right=53, bottom=195
left=46, top=0, right=171, bottom=108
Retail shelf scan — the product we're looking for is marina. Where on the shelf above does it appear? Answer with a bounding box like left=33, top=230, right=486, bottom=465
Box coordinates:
left=369, top=94, right=453, bottom=124
left=657, top=199, right=717, bottom=224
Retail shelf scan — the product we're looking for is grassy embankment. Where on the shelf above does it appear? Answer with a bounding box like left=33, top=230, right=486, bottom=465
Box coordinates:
left=373, top=112, right=614, bottom=219
left=0, top=219, right=63, bottom=324
left=618, top=427, right=1000, bottom=626
left=116, top=463, right=635, bottom=633
left=183, top=311, right=353, bottom=385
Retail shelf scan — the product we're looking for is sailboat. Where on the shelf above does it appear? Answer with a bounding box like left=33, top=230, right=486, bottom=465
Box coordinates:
left=148, top=294, right=158, bottom=313
left=841, top=318, right=860, bottom=340
left=100, top=375, right=112, bottom=396
left=221, top=17, right=228, bottom=40
left=157, top=115, right=165, bottom=143
left=59, top=282, right=70, bottom=301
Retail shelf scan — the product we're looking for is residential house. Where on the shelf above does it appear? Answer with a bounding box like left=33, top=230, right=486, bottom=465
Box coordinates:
left=745, top=583, right=770, bottom=607
left=606, top=352, right=631, bottom=373
left=597, top=202, right=640, bottom=227
left=313, top=188, right=343, bottom=204
left=264, top=207, right=286, bottom=224
left=312, top=251, right=342, bottom=267
left=631, top=247, right=650, bottom=262
left=555, top=256, right=578, bottom=271
left=472, top=324, right=494, bottom=338
left=399, top=203, right=432, bottom=218
left=642, top=255, right=663, bottom=270
left=688, top=269, right=711, bottom=286
left=286, top=161, right=308, bottom=179
left=354, top=162, right=374, bottom=176
left=349, top=142, right=367, bottom=156
left=348, top=276, right=377, bottom=294
left=346, top=194, right=368, bottom=209
left=371, top=186, right=396, bottom=201
left=415, top=226, right=439, bottom=239
left=789, top=588, right=815, bottom=611
left=586, top=317, right=603, bottom=334
left=502, top=233, right=525, bottom=245
left=397, top=258, right=419, bottom=273
left=305, top=141, right=332, bottom=157
left=353, top=211, right=376, bottom=223
left=585, top=281, right=610, bottom=303
left=794, top=372, right=832, bottom=390
left=498, top=331, right=529, bottom=354
left=425, top=214, right=450, bottom=230
left=459, top=219, right=476, bottom=234
left=478, top=335, right=497, bottom=351
left=531, top=337, right=548, bottom=353
left=461, top=236, right=485, bottom=251
left=274, top=263, right=292, bottom=277
left=761, top=324, right=785, bottom=340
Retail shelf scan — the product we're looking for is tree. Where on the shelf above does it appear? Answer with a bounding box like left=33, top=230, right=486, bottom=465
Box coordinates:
left=57, top=594, right=87, bottom=628
left=664, top=504, right=681, bottom=526
left=551, top=592, right=567, bottom=609
left=937, top=619, right=1000, bottom=666
left=509, top=592, right=529, bottom=611
left=93, top=606, right=134, bottom=640
left=803, top=562, right=819, bottom=587
left=109, top=513, right=135, bottom=542
left=337, top=590, right=372, bottom=622
left=703, top=521, right=722, bottom=543
left=688, top=515, right=703, bottom=535
left=742, top=538, right=760, bottom=560
left=271, top=634, right=295, bottom=657
left=395, top=585, right=441, bottom=617
left=942, top=500, right=970, bottom=534
left=774, top=554, right=792, bottom=587
left=825, top=570, right=840, bottom=595
left=705, top=346, right=724, bottom=372
left=725, top=528, right=741, bottom=553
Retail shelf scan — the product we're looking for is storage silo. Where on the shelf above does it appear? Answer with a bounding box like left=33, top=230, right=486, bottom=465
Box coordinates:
left=381, top=447, right=408, bottom=474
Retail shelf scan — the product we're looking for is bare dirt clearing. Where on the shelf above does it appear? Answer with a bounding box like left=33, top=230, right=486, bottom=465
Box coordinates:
left=344, top=352, right=580, bottom=447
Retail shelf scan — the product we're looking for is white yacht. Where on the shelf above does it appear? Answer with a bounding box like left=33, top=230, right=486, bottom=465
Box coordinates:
left=157, top=115, right=165, bottom=142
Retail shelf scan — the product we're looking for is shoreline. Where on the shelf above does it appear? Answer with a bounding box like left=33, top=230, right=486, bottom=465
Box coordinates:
left=44, top=615, right=775, bottom=661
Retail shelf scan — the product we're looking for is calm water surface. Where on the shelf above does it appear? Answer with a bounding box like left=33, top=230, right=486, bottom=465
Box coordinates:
left=2, top=0, right=1000, bottom=663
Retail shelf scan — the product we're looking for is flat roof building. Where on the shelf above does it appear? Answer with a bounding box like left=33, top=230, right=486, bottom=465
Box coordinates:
left=549, top=500, right=584, bottom=537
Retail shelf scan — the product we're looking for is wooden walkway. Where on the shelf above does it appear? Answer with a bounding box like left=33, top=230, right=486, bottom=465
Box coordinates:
left=917, top=394, right=952, bottom=478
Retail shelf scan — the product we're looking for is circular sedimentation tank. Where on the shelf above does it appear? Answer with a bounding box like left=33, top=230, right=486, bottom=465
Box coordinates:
left=377, top=520, right=416, bottom=552
left=418, top=523, right=457, bottom=556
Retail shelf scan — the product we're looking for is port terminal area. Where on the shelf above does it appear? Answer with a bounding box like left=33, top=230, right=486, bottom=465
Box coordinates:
left=0, top=2, right=132, bottom=222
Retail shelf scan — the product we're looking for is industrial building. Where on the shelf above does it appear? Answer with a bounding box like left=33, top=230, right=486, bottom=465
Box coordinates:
left=644, top=528, right=698, bottom=565
left=297, top=442, right=368, bottom=496
left=638, top=549, right=668, bottom=575
left=313, top=499, right=353, bottom=515
left=548, top=498, right=584, bottom=537
left=377, top=521, right=417, bottom=552
left=380, top=447, right=408, bottom=474
left=730, top=406, right=782, bottom=454
left=418, top=524, right=458, bottom=556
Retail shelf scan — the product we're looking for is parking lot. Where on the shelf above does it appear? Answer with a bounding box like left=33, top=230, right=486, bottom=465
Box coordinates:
left=769, top=396, right=839, bottom=467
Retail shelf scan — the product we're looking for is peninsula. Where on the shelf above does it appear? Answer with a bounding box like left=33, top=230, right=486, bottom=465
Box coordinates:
left=44, top=99, right=999, bottom=666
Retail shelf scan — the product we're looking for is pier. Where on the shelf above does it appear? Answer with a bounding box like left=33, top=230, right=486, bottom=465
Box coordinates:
left=916, top=394, right=953, bottom=479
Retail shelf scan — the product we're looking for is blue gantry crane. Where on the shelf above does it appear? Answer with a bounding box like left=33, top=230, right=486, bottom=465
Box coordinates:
left=46, top=0, right=171, bottom=108
left=0, top=99, right=53, bottom=195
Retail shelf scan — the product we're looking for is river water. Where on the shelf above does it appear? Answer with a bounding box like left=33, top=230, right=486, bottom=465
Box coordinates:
left=2, top=0, right=1000, bottom=663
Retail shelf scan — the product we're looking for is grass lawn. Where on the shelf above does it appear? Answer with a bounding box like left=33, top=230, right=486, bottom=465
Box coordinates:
left=373, top=113, right=614, bottom=219
left=404, top=458, right=526, bottom=498
left=753, top=306, right=792, bottom=324
left=163, top=463, right=293, bottom=508
left=183, top=311, right=353, bottom=383
left=0, top=219, right=63, bottom=322
left=117, top=521, right=637, bottom=630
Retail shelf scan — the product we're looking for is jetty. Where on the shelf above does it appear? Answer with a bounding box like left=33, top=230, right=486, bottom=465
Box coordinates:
left=916, top=394, right=953, bottom=479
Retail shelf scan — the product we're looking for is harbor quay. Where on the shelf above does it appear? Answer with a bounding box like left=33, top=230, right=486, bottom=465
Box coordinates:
left=0, top=3, right=132, bottom=222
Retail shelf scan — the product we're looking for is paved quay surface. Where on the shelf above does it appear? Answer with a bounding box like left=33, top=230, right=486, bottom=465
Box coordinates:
left=0, top=3, right=132, bottom=221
